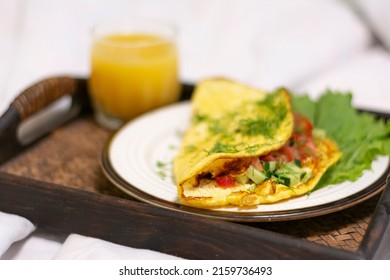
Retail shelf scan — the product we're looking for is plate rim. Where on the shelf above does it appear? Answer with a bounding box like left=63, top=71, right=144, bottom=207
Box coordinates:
left=101, top=102, right=390, bottom=222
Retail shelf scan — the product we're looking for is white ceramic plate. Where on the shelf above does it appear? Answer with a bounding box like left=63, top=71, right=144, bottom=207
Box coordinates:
left=102, top=101, right=389, bottom=221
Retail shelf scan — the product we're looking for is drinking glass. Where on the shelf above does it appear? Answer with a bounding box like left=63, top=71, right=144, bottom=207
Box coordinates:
left=89, top=19, right=180, bottom=130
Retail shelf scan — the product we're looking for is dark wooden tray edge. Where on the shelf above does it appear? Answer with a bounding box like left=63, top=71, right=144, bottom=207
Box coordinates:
left=0, top=171, right=361, bottom=259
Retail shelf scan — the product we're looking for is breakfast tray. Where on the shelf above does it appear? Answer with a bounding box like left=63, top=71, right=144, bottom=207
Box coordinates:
left=0, top=76, right=389, bottom=259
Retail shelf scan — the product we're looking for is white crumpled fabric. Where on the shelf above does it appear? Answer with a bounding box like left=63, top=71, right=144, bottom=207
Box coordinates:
left=53, top=234, right=182, bottom=260
left=0, top=212, right=36, bottom=257
left=0, top=0, right=389, bottom=259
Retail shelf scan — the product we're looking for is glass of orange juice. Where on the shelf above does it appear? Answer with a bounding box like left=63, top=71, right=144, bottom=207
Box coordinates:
left=89, top=19, right=180, bottom=130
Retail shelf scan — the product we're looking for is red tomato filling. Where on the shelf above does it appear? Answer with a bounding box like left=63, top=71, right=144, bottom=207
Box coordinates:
left=215, top=175, right=236, bottom=188
left=260, top=113, right=316, bottom=163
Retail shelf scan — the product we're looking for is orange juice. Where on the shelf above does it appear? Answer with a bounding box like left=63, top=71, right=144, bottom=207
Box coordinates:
left=89, top=28, right=180, bottom=129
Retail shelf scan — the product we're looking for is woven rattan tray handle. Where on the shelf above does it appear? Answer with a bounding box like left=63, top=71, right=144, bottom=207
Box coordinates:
left=11, top=76, right=80, bottom=121
left=0, top=76, right=87, bottom=164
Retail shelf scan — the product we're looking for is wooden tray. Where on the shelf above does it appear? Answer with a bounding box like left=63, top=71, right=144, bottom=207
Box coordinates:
left=0, top=76, right=389, bottom=259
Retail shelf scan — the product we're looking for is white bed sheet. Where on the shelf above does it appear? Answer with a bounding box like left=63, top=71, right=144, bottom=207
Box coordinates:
left=0, top=0, right=389, bottom=260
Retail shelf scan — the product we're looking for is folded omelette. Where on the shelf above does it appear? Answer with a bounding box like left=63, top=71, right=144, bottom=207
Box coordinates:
left=173, top=79, right=341, bottom=208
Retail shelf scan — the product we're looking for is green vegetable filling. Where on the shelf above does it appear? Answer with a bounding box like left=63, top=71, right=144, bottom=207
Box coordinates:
left=244, top=160, right=312, bottom=187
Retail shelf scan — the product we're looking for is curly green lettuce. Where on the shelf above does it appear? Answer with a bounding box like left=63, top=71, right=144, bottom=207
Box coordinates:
left=291, top=90, right=390, bottom=189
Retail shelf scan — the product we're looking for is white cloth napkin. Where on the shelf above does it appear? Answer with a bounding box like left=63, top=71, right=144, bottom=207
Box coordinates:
left=0, top=212, right=36, bottom=257
left=52, top=234, right=182, bottom=260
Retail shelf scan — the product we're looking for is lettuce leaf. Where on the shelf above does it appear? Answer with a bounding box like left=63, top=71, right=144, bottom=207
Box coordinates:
left=291, top=90, right=390, bottom=189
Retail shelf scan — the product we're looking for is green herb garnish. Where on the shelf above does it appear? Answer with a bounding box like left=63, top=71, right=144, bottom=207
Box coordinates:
left=239, top=118, right=275, bottom=138
left=207, top=141, right=239, bottom=154
left=239, top=90, right=288, bottom=138
left=208, top=119, right=229, bottom=136
left=185, top=145, right=197, bottom=153
left=193, top=114, right=208, bottom=123
left=155, top=160, right=172, bottom=180
left=244, top=144, right=261, bottom=154
left=156, top=161, right=168, bottom=168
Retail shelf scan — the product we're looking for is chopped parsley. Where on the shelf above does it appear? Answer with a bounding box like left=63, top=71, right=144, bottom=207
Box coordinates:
left=155, top=160, right=172, bottom=180
left=185, top=145, right=197, bottom=153
left=208, top=119, right=229, bottom=135
left=239, top=118, right=275, bottom=138
left=207, top=141, right=239, bottom=154
left=156, top=161, right=168, bottom=168
left=238, top=90, right=288, bottom=138
left=193, top=113, right=208, bottom=123
left=256, top=90, right=279, bottom=107
left=244, top=144, right=261, bottom=154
